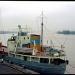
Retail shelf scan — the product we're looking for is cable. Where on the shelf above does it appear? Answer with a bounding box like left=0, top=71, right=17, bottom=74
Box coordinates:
left=0, top=8, right=4, bottom=45
left=65, top=64, right=75, bottom=74
left=68, top=64, right=75, bottom=69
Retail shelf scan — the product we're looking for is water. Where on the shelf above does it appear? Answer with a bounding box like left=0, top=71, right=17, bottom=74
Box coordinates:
left=0, top=33, right=75, bottom=74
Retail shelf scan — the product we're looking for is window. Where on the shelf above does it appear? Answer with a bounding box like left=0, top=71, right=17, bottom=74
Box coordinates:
left=21, top=32, right=27, bottom=36
left=31, top=40, right=34, bottom=44
left=31, top=57, right=39, bottom=62
left=24, top=37, right=25, bottom=40
left=40, top=58, right=49, bottom=63
left=23, top=56, right=27, bottom=61
left=22, top=44, right=30, bottom=48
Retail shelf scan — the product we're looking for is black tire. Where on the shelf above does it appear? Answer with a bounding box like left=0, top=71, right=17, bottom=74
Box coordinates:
left=1, top=61, right=3, bottom=63
left=66, top=60, right=69, bottom=65
left=10, top=62, right=13, bottom=64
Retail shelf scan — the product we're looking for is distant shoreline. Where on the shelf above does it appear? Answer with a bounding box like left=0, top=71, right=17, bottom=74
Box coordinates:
left=0, top=31, right=17, bottom=34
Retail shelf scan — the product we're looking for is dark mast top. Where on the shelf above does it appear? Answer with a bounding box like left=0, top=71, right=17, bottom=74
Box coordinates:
left=41, top=11, right=44, bottom=51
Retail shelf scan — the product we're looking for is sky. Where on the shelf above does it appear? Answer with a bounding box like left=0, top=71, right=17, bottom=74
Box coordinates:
left=0, top=1, right=75, bottom=33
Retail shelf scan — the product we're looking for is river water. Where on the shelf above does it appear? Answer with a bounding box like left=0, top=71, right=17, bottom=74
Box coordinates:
left=0, top=33, right=75, bottom=74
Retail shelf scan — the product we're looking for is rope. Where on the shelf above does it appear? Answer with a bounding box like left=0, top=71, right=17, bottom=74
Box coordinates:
left=65, top=64, right=75, bottom=74
left=0, top=8, right=5, bottom=44
left=68, top=64, right=75, bottom=69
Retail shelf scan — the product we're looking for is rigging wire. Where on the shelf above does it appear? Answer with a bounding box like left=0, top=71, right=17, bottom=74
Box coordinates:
left=0, top=8, right=1, bottom=42
left=0, top=8, right=5, bottom=45
left=65, top=63, right=75, bottom=74
left=42, top=14, right=71, bottom=67
left=68, top=64, right=75, bottom=69
left=42, top=13, right=67, bottom=47
left=43, top=22, right=68, bottom=48
left=1, top=11, right=75, bottom=74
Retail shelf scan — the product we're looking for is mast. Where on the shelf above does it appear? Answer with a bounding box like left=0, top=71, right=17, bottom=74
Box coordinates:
left=41, top=11, right=44, bottom=51
left=18, top=25, right=22, bottom=35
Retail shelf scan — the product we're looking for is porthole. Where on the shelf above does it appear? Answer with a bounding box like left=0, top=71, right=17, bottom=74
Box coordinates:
left=24, top=37, right=25, bottom=40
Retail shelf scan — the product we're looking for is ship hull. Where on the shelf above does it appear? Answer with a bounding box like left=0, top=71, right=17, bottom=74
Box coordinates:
left=4, top=56, right=66, bottom=74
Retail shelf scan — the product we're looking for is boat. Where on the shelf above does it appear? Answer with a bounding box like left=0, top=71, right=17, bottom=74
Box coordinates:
left=57, top=30, right=75, bottom=35
left=3, top=12, right=69, bottom=74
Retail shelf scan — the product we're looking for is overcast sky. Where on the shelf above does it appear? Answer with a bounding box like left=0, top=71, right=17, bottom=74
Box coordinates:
left=0, top=1, right=75, bottom=33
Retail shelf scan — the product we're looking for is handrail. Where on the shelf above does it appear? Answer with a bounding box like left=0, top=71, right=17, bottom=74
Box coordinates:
left=9, top=52, right=65, bottom=59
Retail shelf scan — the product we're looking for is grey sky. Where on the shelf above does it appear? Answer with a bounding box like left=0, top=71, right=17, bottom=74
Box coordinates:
left=0, top=1, right=75, bottom=33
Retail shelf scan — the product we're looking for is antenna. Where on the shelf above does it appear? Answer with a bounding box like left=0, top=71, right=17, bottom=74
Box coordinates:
left=50, top=40, right=54, bottom=48
left=18, top=25, right=22, bottom=32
